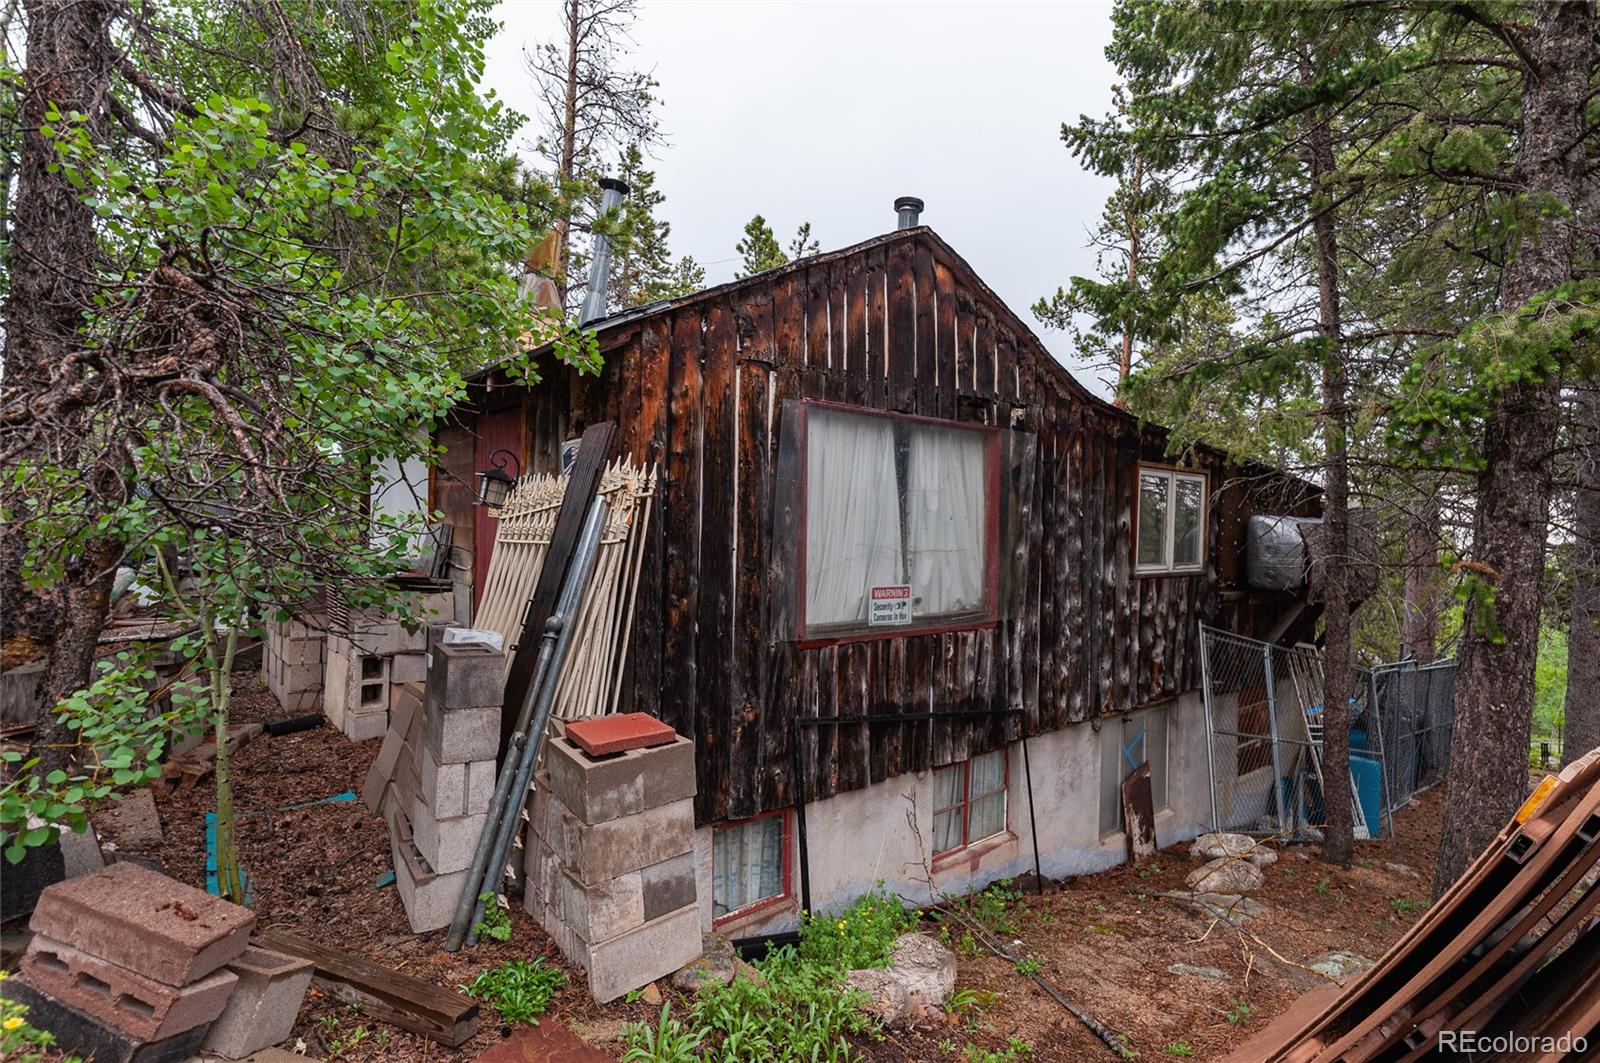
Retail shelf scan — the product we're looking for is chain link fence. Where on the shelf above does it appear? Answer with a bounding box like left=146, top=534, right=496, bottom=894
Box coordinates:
left=1199, top=626, right=1456, bottom=840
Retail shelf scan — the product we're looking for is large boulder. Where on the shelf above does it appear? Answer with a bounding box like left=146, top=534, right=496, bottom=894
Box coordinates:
left=843, top=933, right=957, bottom=1026
left=1190, top=832, right=1278, bottom=868
left=1187, top=856, right=1266, bottom=893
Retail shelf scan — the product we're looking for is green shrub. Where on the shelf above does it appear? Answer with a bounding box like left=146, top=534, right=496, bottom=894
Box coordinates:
left=465, top=958, right=566, bottom=1025
left=796, top=883, right=918, bottom=972
left=620, top=1004, right=702, bottom=1063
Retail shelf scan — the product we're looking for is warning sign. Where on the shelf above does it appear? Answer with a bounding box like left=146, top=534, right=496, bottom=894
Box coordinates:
left=868, top=585, right=913, bottom=626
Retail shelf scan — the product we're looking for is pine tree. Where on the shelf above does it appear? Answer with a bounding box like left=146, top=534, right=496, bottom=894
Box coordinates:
left=736, top=215, right=818, bottom=279
left=604, top=143, right=705, bottom=309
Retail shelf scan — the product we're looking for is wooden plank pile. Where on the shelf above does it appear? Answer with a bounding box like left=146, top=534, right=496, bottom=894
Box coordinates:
left=1226, top=747, right=1600, bottom=1061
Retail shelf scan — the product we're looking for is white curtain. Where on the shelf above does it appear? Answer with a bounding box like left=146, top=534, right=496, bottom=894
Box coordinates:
left=906, top=426, right=986, bottom=616
left=932, top=764, right=964, bottom=853
left=967, top=750, right=1006, bottom=842
left=713, top=817, right=783, bottom=917
left=805, top=410, right=903, bottom=625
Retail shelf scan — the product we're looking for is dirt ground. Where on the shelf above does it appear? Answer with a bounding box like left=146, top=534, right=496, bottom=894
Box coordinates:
left=86, top=672, right=1445, bottom=1063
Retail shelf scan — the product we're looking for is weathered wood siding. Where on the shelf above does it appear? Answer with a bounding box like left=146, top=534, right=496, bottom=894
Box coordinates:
left=443, top=231, right=1316, bottom=826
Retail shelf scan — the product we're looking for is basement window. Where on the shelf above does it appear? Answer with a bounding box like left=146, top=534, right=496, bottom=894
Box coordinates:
left=933, top=749, right=1008, bottom=855
left=1136, top=467, right=1207, bottom=575
left=1099, top=706, right=1171, bottom=837
left=796, top=403, right=1000, bottom=642
left=713, top=811, right=791, bottom=924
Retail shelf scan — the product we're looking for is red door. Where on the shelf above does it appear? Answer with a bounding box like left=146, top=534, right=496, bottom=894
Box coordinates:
left=473, top=408, right=523, bottom=608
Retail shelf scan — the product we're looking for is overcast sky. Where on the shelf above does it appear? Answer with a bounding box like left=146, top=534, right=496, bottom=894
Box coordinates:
left=481, top=1, right=1120, bottom=397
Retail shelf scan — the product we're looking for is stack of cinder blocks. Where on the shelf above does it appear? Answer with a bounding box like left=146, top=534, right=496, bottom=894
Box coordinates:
left=523, top=715, right=701, bottom=1002
left=2, top=863, right=261, bottom=1063
left=362, top=641, right=503, bottom=933
left=322, top=588, right=450, bottom=741
left=263, top=611, right=325, bottom=714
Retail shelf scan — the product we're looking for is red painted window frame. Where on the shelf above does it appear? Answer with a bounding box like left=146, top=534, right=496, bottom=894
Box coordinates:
left=711, top=809, right=794, bottom=927
left=931, top=749, right=1010, bottom=856
left=794, top=400, right=1003, bottom=648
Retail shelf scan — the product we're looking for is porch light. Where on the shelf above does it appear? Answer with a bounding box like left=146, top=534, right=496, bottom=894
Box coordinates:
left=475, top=449, right=520, bottom=509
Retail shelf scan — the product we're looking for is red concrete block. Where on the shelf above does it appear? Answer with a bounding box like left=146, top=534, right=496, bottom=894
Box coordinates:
left=564, top=713, right=677, bottom=757
left=22, top=934, right=238, bottom=1041
left=28, top=862, right=255, bottom=986
left=0, top=975, right=213, bottom=1063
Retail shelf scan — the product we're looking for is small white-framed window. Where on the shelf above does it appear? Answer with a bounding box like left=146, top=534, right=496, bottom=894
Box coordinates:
left=1099, top=705, right=1172, bottom=837
left=1136, top=467, right=1207, bottom=574
left=932, top=749, right=1008, bottom=855
left=713, top=812, right=791, bottom=924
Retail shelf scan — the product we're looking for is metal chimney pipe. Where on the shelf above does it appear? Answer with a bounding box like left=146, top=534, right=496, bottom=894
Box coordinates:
left=579, top=177, right=630, bottom=325
left=895, top=196, right=924, bottom=229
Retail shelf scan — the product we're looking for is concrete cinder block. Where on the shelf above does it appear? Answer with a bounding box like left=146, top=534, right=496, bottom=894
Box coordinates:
left=426, top=642, right=505, bottom=710
left=0, top=976, right=212, bottom=1063
left=342, top=706, right=387, bottom=743
left=361, top=729, right=407, bottom=813
left=543, top=861, right=645, bottom=944
left=640, top=852, right=696, bottom=923
left=420, top=745, right=495, bottom=819
left=390, top=652, right=427, bottom=685
left=29, top=863, right=254, bottom=987
left=200, top=944, right=313, bottom=1059
left=410, top=794, right=486, bottom=875
left=22, top=935, right=237, bottom=1041
left=424, top=703, right=500, bottom=765
left=535, top=789, right=694, bottom=887
left=544, top=729, right=696, bottom=826
left=580, top=904, right=702, bottom=1004
left=390, top=811, right=469, bottom=934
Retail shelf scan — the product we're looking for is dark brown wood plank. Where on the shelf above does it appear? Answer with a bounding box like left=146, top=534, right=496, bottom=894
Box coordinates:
left=912, top=243, right=938, bottom=418
left=631, top=317, right=673, bottom=716
left=695, top=298, right=738, bottom=823
left=933, top=257, right=959, bottom=418
left=864, top=245, right=888, bottom=408
left=256, top=931, right=479, bottom=1048
left=659, top=308, right=705, bottom=743
left=887, top=243, right=915, bottom=412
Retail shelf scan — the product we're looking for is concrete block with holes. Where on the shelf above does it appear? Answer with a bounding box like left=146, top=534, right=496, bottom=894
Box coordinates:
left=199, top=944, right=313, bottom=1059
left=0, top=975, right=213, bottom=1063
left=543, top=723, right=695, bottom=825
left=419, top=743, right=495, bottom=820
left=20, top=935, right=237, bottom=1041
left=390, top=808, right=470, bottom=934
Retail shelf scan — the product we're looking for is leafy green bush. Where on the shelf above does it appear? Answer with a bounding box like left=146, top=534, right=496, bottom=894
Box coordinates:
left=0, top=650, right=206, bottom=863
left=796, top=883, right=918, bottom=972
left=620, top=1004, right=702, bottom=1063
left=465, top=958, right=567, bottom=1025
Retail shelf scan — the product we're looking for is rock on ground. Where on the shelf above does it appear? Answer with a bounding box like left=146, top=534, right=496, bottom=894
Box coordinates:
left=1308, top=951, right=1375, bottom=982
left=1167, top=963, right=1228, bottom=980
left=843, top=933, right=957, bottom=1026
left=1186, top=856, right=1266, bottom=892
left=671, top=934, right=736, bottom=992
left=1190, top=832, right=1278, bottom=868
left=1160, top=891, right=1268, bottom=927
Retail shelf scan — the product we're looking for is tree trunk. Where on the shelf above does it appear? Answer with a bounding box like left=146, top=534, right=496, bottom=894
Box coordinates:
left=1305, top=78, right=1355, bottom=867
left=2, top=0, right=116, bottom=652
left=1402, top=494, right=1441, bottom=663
left=1564, top=386, right=1600, bottom=765
left=1433, top=0, right=1593, bottom=897
left=553, top=0, right=581, bottom=302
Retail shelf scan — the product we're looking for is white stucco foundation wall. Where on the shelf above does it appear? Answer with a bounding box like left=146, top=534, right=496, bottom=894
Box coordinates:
left=695, top=691, right=1215, bottom=937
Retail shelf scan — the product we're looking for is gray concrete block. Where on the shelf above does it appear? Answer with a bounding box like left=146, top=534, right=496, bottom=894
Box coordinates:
left=389, top=811, right=469, bottom=934
left=410, top=794, right=486, bottom=875
left=640, top=852, right=696, bottom=923
left=537, top=790, right=695, bottom=886
left=551, top=864, right=644, bottom=943
left=424, top=703, right=500, bottom=765
left=426, top=642, right=505, bottom=710
left=200, top=945, right=313, bottom=1059
left=342, top=705, right=387, bottom=743
left=420, top=745, right=494, bottom=818
left=544, top=729, right=695, bottom=826
left=390, top=652, right=427, bottom=685
left=583, top=905, right=702, bottom=1004
left=361, top=730, right=406, bottom=813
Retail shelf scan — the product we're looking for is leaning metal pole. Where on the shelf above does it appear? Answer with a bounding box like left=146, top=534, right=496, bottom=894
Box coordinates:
left=466, top=498, right=608, bottom=946
left=1199, top=625, right=1221, bottom=832
left=444, top=498, right=608, bottom=951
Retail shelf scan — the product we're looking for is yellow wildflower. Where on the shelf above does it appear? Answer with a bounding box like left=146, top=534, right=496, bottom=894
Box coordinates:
left=3, top=1015, right=24, bottom=1032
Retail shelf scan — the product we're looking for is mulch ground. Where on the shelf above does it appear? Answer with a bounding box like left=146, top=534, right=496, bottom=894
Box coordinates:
left=86, top=671, right=1447, bottom=1063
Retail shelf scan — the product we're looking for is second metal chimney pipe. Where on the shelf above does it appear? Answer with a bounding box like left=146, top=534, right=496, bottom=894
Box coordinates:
left=895, top=196, right=924, bottom=229
left=579, top=177, right=630, bottom=325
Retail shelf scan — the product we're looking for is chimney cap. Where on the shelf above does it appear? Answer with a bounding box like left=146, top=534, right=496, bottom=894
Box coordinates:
left=600, top=177, right=630, bottom=195
left=894, top=196, right=925, bottom=213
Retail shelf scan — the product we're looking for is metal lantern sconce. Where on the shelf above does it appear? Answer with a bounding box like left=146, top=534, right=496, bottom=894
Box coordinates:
left=475, top=449, right=520, bottom=509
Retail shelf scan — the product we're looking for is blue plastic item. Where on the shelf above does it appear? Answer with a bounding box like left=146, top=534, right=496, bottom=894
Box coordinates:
left=1350, top=753, right=1384, bottom=835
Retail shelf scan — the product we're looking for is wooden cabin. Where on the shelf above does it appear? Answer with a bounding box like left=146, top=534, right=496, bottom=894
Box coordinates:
left=433, top=216, right=1319, bottom=933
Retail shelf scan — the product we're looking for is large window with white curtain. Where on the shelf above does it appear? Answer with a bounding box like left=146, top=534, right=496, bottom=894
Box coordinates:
left=712, top=812, right=789, bottom=922
left=800, top=404, right=996, bottom=639
left=1135, top=467, right=1207, bottom=575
